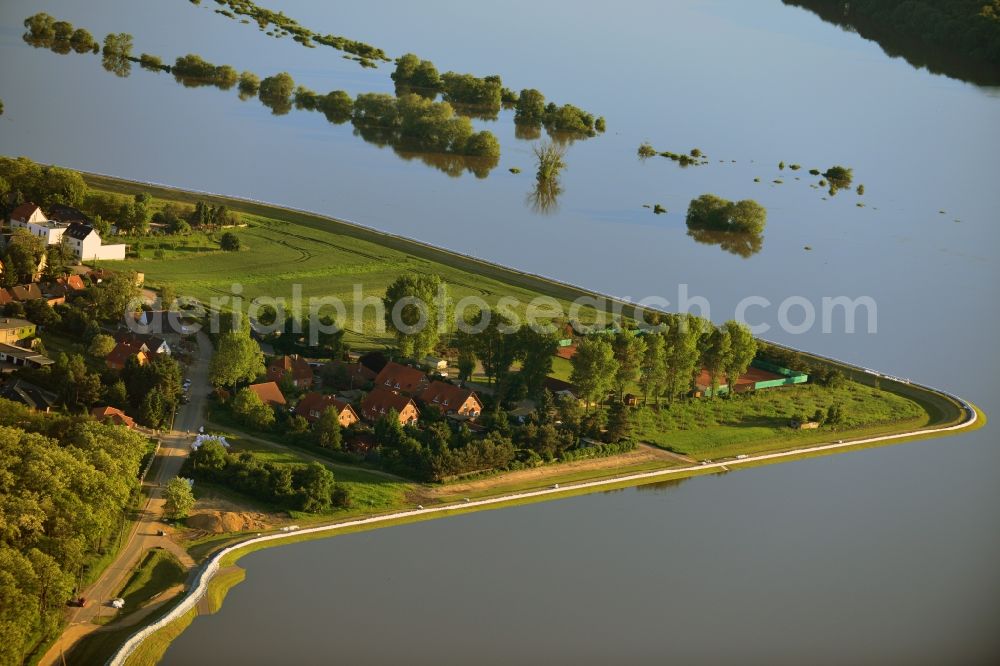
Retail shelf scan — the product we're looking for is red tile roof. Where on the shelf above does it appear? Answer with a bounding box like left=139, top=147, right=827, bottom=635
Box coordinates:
left=105, top=341, right=148, bottom=369
left=0, top=289, right=13, bottom=306
left=10, top=202, right=41, bottom=222
left=325, top=360, right=376, bottom=384
left=555, top=344, right=578, bottom=360
left=360, top=387, right=419, bottom=423
left=419, top=381, right=483, bottom=415
left=267, top=354, right=314, bottom=384
left=374, top=361, right=428, bottom=395
left=295, top=392, right=355, bottom=423
left=247, top=381, right=287, bottom=407
left=10, top=284, right=43, bottom=302
left=91, top=406, right=136, bottom=429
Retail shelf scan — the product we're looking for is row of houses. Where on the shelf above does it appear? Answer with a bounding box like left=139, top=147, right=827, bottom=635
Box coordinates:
left=0, top=274, right=87, bottom=308
left=7, top=203, right=126, bottom=261
left=248, top=358, right=484, bottom=429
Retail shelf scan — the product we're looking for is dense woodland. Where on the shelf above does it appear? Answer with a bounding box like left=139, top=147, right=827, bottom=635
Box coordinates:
left=0, top=404, right=150, bottom=665
left=785, top=0, right=1000, bottom=85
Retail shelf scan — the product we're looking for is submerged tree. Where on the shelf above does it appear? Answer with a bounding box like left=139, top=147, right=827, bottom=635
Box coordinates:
left=102, top=32, right=133, bottom=77
left=258, top=72, right=295, bottom=115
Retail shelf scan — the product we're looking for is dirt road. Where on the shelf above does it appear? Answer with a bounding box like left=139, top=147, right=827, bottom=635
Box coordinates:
left=40, top=332, right=213, bottom=665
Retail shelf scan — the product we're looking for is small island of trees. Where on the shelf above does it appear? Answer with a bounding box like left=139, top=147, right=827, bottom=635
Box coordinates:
left=686, top=194, right=767, bottom=234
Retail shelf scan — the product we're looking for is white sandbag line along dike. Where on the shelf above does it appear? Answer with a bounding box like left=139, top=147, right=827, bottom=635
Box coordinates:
left=108, top=361, right=977, bottom=666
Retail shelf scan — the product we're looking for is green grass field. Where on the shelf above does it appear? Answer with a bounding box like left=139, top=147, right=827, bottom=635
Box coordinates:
left=117, top=549, right=187, bottom=611
left=213, top=431, right=417, bottom=518
left=632, top=382, right=927, bottom=459
left=82, top=172, right=610, bottom=339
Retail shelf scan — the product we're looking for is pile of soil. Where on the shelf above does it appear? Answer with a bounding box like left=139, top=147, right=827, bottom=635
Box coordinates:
left=186, top=511, right=271, bottom=534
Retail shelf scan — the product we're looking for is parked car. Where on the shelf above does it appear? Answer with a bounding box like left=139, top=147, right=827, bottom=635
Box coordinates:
left=67, top=597, right=86, bottom=607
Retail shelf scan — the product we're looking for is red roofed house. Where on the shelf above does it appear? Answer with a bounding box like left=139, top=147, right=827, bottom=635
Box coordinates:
left=324, top=360, right=376, bottom=390
left=91, top=406, right=136, bottom=429
left=105, top=341, right=149, bottom=370
left=9, top=202, right=47, bottom=226
left=360, top=387, right=420, bottom=426
left=247, top=381, right=287, bottom=408
left=10, top=283, right=44, bottom=302
left=373, top=361, right=429, bottom=396
left=0, top=289, right=13, bottom=307
left=267, top=354, right=314, bottom=389
left=419, top=381, right=483, bottom=418
left=295, top=392, right=360, bottom=428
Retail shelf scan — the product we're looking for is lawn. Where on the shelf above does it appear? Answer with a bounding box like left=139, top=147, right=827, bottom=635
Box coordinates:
left=83, top=173, right=610, bottom=337
left=632, top=382, right=928, bottom=459
left=117, top=548, right=187, bottom=611
left=210, top=432, right=417, bottom=518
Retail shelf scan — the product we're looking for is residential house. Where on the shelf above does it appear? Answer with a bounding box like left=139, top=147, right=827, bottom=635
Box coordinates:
left=10, top=283, right=43, bottom=302
left=247, top=381, right=287, bottom=408
left=295, top=392, right=360, bottom=428
left=114, top=331, right=170, bottom=356
left=543, top=377, right=580, bottom=401
left=0, top=288, right=13, bottom=307
left=105, top=341, right=149, bottom=370
left=91, top=406, right=137, bottom=429
left=0, top=318, right=36, bottom=345
left=360, top=387, right=420, bottom=426
left=0, top=343, right=54, bottom=369
left=9, top=203, right=70, bottom=245
left=419, top=381, right=483, bottom=418
left=0, top=379, right=57, bottom=412
left=373, top=361, right=429, bottom=396
left=324, top=360, right=376, bottom=390
left=43, top=275, right=86, bottom=300
left=63, top=222, right=127, bottom=261
left=267, top=354, right=314, bottom=389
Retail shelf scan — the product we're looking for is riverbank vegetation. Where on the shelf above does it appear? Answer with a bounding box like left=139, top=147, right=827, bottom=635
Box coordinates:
left=184, top=441, right=351, bottom=513
left=22, top=13, right=100, bottom=54
left=391, top=55, right=604, bottom=136
left=784, top=0, right=1000, bottom=86
left=638, top=142, right=709, bottom=166
left=188, top=0, right=389, bottom=67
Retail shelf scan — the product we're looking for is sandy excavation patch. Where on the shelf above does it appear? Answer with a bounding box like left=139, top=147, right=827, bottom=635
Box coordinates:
left=186, top=511, right=273, bottom=534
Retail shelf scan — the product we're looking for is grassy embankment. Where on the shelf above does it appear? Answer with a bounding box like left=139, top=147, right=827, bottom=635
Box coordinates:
left=74, top=170, right=978, bottom=520
left=63, top=548, right=188, bottom=665
left=72, top=170, right=981, bottom=663
left=75, top=170, right=978, bottom=509
left=81, top=172, right=617, bottom=345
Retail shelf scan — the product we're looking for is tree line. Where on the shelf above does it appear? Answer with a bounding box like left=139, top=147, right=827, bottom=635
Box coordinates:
left=190, top=0, right=390, bottom=67
left=184, top=439, right=350, bottom=513
left=783, top=0, right=1000, bottom=86
left=0, top=403, right=149, bottom=664
left=392, top=53, right=605, bottom=135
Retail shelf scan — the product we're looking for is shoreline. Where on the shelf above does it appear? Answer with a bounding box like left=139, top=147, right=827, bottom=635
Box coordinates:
left=109, top=399, right=982, bottom=666
left=39, top=169, right=979, bottom=664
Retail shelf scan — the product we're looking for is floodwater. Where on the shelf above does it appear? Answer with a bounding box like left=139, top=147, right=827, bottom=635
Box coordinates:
left=1, top=0, right=998, bottom=663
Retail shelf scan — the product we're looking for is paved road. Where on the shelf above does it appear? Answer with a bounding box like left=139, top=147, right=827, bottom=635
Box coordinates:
left=41, top=332, right=213, bottom=665
left=110, top=390, right=979, bottom=666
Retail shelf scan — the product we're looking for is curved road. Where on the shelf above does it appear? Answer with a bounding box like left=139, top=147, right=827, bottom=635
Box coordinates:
left=108, top=379, right=979, bottom=666
left=41, top=333, right=213, bottom=666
